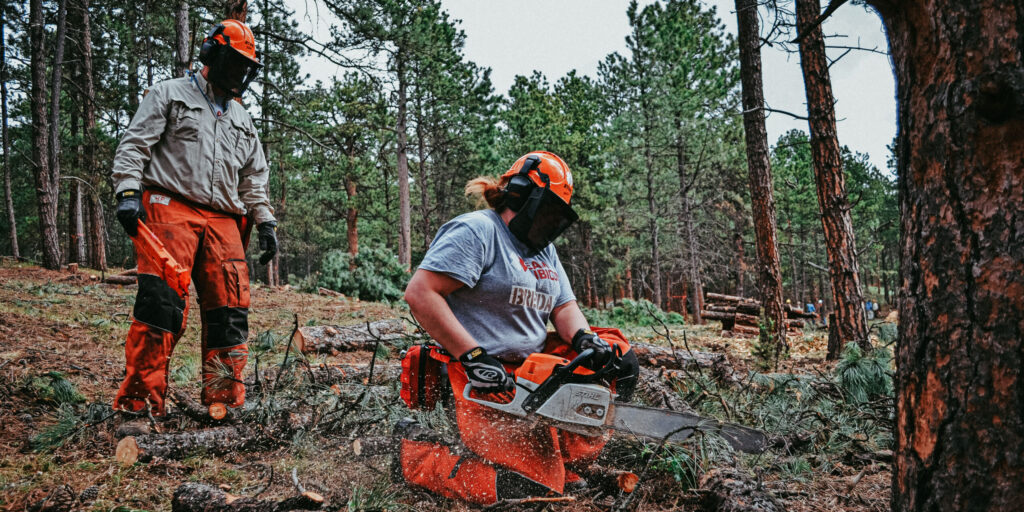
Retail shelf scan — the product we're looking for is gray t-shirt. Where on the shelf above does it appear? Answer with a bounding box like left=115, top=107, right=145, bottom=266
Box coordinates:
left=418, top=209, right=576, bottom=361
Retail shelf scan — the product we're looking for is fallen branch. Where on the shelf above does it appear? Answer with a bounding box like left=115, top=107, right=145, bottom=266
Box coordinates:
left=103, top=275, right=136, bottom=285
left=171, top=482, right=323, bottom=511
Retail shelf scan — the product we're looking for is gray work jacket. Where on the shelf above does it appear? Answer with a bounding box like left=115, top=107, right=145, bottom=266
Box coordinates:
left=111, top=71, right=275, bottom=225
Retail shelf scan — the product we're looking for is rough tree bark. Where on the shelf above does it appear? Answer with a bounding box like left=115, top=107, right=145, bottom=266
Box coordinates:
left=860, top=1, right=1024, bottom=509
left=174, top=0, right=190, bottom=77
left=80, top=0, right=105, bottom=270
left=795, top=0, right=870, bottom=356
left=734, top=0, right=786, bottom=351
left=1, top=2, right=18, bottom=259
left=30, top=0, right=61, bottom=269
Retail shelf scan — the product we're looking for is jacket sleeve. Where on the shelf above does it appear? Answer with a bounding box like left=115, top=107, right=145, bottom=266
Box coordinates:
left=237, top=127, right=276, bottom=225
left=111, top=86, right=168, bottom=194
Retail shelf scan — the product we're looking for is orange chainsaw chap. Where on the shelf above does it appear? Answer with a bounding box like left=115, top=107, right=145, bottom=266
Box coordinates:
left=113, top=190, right=251, bottom=415
left=399, top=328, right=633, bottom=504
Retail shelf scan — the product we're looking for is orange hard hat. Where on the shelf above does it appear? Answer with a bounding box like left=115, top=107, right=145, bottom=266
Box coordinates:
left=501, top=151, right=574, bottom=205
left=201, top=19, right=260, bottom=66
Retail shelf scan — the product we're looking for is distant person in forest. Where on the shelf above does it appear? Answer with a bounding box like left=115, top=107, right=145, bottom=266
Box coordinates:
left=400, top=152, right=640, bottom=504
left=110, top=19, right=276, bottom=416
left=817, top=299, right=826, bottom=327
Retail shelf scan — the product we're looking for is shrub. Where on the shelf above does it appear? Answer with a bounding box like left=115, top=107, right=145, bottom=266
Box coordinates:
left=312, top=247, right=409, bottom=302
left=835, top=342, right=893, bottom=403
left=583, top=299, right=686, bottom=327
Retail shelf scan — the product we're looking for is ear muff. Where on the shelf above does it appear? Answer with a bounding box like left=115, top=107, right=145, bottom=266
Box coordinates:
left=199, top=24, right=228, bottom=67
left=504, top=155, right=543, bottom=211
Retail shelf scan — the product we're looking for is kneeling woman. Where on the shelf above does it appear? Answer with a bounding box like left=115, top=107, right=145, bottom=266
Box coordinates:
left=401, top=151, right=640, bottom=504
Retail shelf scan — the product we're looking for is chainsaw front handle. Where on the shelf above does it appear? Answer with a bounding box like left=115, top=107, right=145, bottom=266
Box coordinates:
left=462, top=380, right=533, bottom=417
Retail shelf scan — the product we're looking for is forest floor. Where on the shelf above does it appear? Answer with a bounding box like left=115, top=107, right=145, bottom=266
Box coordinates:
left=0, top=261, right=893, bottom=511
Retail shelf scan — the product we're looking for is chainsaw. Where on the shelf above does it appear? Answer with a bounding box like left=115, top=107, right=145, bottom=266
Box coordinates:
left=463, top=348, right=767, bottom=453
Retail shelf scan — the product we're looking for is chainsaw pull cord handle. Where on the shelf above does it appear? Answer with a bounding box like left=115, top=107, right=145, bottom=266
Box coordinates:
left=521, top=348, right=595, bottom=413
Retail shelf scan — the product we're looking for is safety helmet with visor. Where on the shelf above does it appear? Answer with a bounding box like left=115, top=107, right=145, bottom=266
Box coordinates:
left=199, top=19, right=262, bottom=97
left=501, top=152, right=578, bottom=253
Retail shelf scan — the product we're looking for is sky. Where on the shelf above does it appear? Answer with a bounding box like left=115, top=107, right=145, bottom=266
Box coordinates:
left=284, top=0, right=897, bottom=172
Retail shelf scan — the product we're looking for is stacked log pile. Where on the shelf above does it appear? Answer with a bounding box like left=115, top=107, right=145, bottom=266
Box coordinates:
left=703, top=292, right=817, bottom=338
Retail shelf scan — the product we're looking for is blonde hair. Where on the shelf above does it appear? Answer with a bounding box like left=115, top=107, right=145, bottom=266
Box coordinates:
left=465, top=175, right=510, bottom=210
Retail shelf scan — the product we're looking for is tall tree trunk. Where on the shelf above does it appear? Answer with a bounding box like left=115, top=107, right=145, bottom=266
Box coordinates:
left=80, top=0, right=104, bottom=270
left=1, top=3, right=18, bottom=259
left=415, top=100, right=430, bottom=254
left=395, top=58, right=411, bottom=270
left=582, top=224, right=595, bottom=307
left=174, top=0, right=190, bottom=77
left=127, top=4, right=140, bottom=114
left=683, top=195, right=703, bottom=323
left=734, top=0, right=786, bottom=351
left=861, top=1, right=1024, bottom=509
left=30, top=0, right=60, bottom=269
left=345, top=143, right=359, bottom=258
left=734, top=227, right=745, bottom=297
left=796, top=0, right=869, bottom=355
left=68, top=182, right=85, bottom=263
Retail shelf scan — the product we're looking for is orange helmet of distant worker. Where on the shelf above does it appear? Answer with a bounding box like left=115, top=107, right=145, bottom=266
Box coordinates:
left=199, top=19, right=263, bottom=97
left=500, top=151, right=578, bottom=252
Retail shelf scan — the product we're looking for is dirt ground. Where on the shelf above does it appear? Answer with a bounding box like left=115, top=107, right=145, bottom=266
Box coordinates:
left=0, top=262, right=891, bottom=511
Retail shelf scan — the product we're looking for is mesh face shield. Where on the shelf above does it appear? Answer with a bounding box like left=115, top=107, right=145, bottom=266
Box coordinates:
left=508, top=185, right=579, bottom=253
left=207, top=46, right=262, bottom=98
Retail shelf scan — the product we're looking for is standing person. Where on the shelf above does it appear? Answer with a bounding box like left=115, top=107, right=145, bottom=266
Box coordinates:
left=401, top=152, right=640, bottom=504
left=111, top=19, right=276, bottom=416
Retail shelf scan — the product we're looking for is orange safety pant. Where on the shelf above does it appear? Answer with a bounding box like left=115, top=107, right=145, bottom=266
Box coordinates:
left=400, top=328, right=638, bottom=504
left=113, top=190, right=251, bottom=416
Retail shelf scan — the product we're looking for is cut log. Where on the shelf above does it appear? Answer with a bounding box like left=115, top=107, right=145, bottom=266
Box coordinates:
left=699, top=468, right=785, bottom=512
left=170, top=389, right=237, bottom=424
left=293, top=319, right=410, bottom=353
left=316, top=286, right=345, bottom=298
left=635, top=367, right=694, bottom=412
left=629, top=342, right=727, bottom=373
left=705, top=292, right=748, bottom=303
left=701, top=310, right=735, bottom=321
left=734, top=312, right=760, bottom=326
left=115, top=424, right=260, bottom=464
left=705, top=305, right=737, bottom=313
left=172, top=482, right=323, bottom=511
left=784, top=304, right=818, bottom=319
left=731, top=325, right=761, bottom=336
left=103, top=275, right=136, bottom=285
left=247, top=363, right=402, bottom=394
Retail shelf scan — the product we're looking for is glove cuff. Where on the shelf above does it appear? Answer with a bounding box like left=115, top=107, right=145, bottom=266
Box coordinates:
left=459, top=346, right=488, bottom=363
left=571, top=328, right=593, bottom=346
left=116, top=190, right=141, bottom=201
left=258, top=220, right=278, bottom=229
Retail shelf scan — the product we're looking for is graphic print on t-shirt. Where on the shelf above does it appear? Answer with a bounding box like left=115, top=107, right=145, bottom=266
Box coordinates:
left=507, top=257, right=558, bottom=313
left=508, top=285, right=555, bottom=312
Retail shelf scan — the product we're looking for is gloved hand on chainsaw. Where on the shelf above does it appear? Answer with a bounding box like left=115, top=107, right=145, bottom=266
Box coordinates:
left=572, top=329, right=613, bottom=371
left=460, top=346, right=514, bottom=394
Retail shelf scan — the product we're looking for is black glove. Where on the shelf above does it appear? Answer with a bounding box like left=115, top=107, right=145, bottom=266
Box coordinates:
left=460, top=347, right=514, bottom=394
left=572, top=329, right=613, bottom=370
left=115, top=190, right=146, bottom=237
left=257, top=221, right=277, bottom=265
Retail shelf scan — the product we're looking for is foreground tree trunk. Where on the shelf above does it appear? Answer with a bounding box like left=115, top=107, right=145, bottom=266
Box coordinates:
left=734, top=0, right=786, bottom=352
left=30, top=0, right=61, bottom=269
left=1, top=3, right=18, bottom=259
left=795, top=0, right=870, bottom=356
left=860, top=1, right=1024, bottom=509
